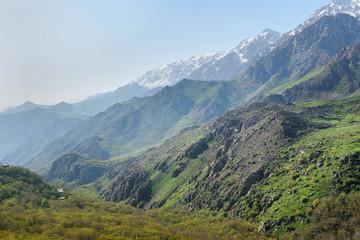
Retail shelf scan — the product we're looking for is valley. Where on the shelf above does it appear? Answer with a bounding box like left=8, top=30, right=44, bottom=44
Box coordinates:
left=3, top=0, right=360, bottom=239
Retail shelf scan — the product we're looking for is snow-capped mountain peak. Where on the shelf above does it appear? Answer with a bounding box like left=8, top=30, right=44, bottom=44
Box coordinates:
left=289, top=0, right=360, bottom=36
left=134, top=29, right=281, bottom=88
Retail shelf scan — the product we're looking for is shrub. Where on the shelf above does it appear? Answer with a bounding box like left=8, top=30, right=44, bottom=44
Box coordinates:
left=312, top=199, right=320, bottom=208
left=300, top=196, right=308, bottom=203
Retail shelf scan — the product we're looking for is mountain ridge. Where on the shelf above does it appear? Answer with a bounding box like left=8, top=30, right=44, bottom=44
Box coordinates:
left=95, top=94, right=360, bottom=235
left=29, top=14, right=360, bottom=174
left=134, top=29, right=281, bottom=88
left=235, top=14, right=360, bottom=103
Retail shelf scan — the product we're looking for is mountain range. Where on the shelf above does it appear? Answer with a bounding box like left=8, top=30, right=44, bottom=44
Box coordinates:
left=25, top=13, right=360, bottom=174
left=134, top=29, right=281, bottom=88
left=1, top=1, right=359, bottom=171
left=0, top=104, right=84, bottom=166
left=3, top=0, right=360, bottom=238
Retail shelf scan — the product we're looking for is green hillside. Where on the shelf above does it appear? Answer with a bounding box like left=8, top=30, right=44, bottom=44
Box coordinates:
left=96, top=95, right=360, bottom=237
left=27, top=79, right=244, bottom=174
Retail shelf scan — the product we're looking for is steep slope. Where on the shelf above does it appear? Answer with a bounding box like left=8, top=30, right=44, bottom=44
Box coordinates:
left=44, top=153, right=107, bottom=185
left=135, top=29, right=281, bottom=88
left=235, top=14, right=360, bottom=102
left=0, top=107, right=84, bottom=166
left=96, top=102, right=324, bottom=208
left=276, top=42, right=360, bottom=102
left=96, top=95, right=360, bottom=236
left=27, top=79, right=245, bottom=173
left=290, top=0, right=360, bottom=37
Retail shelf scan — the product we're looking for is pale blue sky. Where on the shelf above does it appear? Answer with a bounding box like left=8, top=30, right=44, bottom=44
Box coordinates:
left=0, top=0, right=330, bottom=109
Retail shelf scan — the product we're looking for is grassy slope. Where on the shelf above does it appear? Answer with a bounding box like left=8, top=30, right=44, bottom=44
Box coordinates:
left=266, top=68, right=325, bottom=95
left=237, top=95, right=360, bottom=236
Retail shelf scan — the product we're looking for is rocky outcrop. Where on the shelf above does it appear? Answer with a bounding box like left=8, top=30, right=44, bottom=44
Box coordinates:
left=101, top=166, right=152, bottom=208
left=282, top=42, right=360, bottom=102
left=96, top=102, right=329, bottom=214
left=45, top=153, right=107, bottom=185
left=184, top=138, right=208, bottom=159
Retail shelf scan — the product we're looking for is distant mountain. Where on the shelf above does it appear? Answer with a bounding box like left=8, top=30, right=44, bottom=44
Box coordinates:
left=73, top=82, right=162, bottom=116
left=234, top=14, right=360, bottom=102
left=1, top=83, right=161, bottom=119
left=44, top=29, right=280, bottom=116
left=0, top=101, right=46, bottom=116
left=26, top=79, right=246, bottom=173
left=28, top=14, right=360, bottom=173
left=0, top=101, right=79, bottom=116
left=290, top=0, right=360, bottom=37
left=127, top=0, right=360, bottom=91
left=134, top=29, right=281, bottom=88
left=0, top=107, right=85, bottom=166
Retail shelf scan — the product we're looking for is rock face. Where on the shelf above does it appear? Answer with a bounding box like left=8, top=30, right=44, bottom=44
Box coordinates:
left=96, top=102, right=329, bottom=213
left=45, top=153, right=106, bottom=186
left=282, top=42, right=360, bottom=102
left=184, top=138, right=208, bottom=159
left=235, top=14, right=360, bottom=101
left=106, top=169, right=152, bottom=208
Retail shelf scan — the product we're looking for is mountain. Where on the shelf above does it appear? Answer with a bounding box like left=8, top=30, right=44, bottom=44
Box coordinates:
left=234, top=14, right=360, bottom=103
left=290, top=0, right=360, bottom=37
left=134, top=29, right=281, bottom=88
left=26, top=79, right=246, bottom=173
left=264, top=41, right=360, bottom=102
left=2, top=29, right=279, bottom=117
left=0, top=101, right=46, bottom=116
left=28, top=14, right=360, bottom=174
left=134, top=1, right=360, bottom=90
left=0, top=101, right=78, bottom=116
left=73, top=82, right=162, bottom=116
left=0, top=107, right=85, bottom=166
left=44, top=153, right=107, bottom=186
left=95, top=95, right=360, bottom=235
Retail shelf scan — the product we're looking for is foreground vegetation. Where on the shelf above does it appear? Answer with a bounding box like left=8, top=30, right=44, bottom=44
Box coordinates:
left=0, top=166, right=266, bottom=240
left=283, top=192, right=360, bottom=239
left=3, top=162, right=360, bottom=239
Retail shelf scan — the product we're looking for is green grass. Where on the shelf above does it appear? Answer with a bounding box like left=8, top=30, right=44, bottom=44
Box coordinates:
left=242, top=98, right=360, bottom=234
left=150, top=157, right=202, bottom=205
left=267, top=68, right=325, bottom=95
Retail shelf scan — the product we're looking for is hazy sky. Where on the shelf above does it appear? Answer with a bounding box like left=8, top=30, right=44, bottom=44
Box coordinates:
left=0, top=0, right=330, bottom=109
